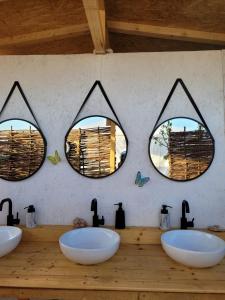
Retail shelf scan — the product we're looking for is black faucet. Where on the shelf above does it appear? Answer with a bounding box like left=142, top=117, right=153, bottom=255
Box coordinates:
left=91, top=198, right=104, bottom=227
left=181, top=200, right=194, bottom=229
left=0, top=198, right=20, bottom=226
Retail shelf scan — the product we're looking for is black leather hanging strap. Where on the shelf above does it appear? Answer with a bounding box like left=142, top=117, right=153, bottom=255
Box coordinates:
left=151, top=78, right=213, bottom=139
left=0, top=81, right=41, bottom=129
left=71, top=80, right=123, bottom=129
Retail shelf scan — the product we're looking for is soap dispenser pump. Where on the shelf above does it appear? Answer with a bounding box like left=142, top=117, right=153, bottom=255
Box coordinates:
left=114, top=202, right=125, bottom=229
left=160, top=205, right=172, bottom=231
left=24, top=205, right=36, bottom=228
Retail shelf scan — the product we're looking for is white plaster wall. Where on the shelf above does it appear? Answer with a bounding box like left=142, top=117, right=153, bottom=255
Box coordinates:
left=0, top=51, right=224, bottom=228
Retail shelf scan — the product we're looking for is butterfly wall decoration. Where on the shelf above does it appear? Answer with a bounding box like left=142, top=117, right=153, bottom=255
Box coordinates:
left=135, top=171, right=150, bottom=187
left=47, top=150, right=61, bottom=165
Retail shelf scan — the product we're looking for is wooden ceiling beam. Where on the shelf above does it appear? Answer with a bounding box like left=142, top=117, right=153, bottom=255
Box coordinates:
left=82, top=0, right=109, bottom=54
left=0, top=24, right=89, bottom=48
left=108, top=21, right=225, bottom=46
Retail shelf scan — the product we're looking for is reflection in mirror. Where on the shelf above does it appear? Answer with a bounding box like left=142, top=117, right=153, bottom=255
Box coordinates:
left=149, top=118, right=214, bottom=181
left=65, top=116, right=128, bottom=178
left=0, top=119, right=46, bottom=181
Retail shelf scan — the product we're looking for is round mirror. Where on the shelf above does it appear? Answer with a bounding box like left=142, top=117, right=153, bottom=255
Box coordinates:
left=65, top=115, right=128, bottom=178
left=149, top=117, right=214, bottom=181
left=0, top=119, right=47, bottom=181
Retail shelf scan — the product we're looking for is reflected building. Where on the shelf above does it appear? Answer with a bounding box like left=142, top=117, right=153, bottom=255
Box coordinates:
left=149, top=118, right=214, bottom=181
left=66, top=116, right=127, bottom=178
left=0, top=120, right=46, bottom=181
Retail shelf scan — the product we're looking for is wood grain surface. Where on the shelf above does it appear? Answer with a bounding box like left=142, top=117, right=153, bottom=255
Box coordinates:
left=0, top=226, right=224, bottom=299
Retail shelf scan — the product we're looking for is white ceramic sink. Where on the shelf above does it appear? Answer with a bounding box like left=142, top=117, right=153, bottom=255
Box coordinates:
left=0, top=226, right=22, bottom=257
left=161, top=230, right=225, bottom=268
left=59, top=227, right=120, bottom=265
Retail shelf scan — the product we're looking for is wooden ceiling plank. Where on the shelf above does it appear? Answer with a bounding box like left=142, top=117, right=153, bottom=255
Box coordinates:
left=0, top=34, right=93, bottom=55
left=108, top=21, right=225, bottom=46
left=0, top=24, right=89, bottom=47
left=82, top=0, right=108, bottom=54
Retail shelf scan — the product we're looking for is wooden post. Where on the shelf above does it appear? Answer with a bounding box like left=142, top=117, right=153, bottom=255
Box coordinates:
left=107, top=119, right=115, bottom=172
left=183, top=126, right=187, bottom=180
left=82, top=0, right=109, bottom=54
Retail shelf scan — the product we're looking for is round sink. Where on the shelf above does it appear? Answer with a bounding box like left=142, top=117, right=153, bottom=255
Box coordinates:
left=0, top=226, right=22, bottom=258
left=161, top=230, right=225, bottom=268
left=59, top=227, right=120, bottom=265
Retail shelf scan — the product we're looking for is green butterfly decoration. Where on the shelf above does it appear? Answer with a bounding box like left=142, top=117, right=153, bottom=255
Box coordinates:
left=135, top=171, right=150, bottom=187
left=47, top=150, right=61, bottom=165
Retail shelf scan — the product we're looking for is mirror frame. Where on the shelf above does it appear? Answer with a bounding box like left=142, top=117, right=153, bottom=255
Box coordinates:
left=0, top=118, right=47, bottom=181
left=148, top=116, right=215, bottom=182
left=65, top=114, right=128, bottom=179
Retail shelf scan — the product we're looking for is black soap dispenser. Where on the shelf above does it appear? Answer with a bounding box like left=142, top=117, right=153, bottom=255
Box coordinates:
left=114, top=202, right=125, bottom=229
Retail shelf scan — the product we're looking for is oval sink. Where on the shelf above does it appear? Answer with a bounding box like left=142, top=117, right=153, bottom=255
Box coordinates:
left=59, top=227, right=120, bottom=265
left=161, top=230, right=225, bottom=268
left=0, top=226, right=22, bottom=258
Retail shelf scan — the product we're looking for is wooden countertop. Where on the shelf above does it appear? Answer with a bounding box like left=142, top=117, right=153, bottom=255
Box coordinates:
left=0, top=226, right=225, bottom=297
left=1, top=241, right=225, bottom=294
